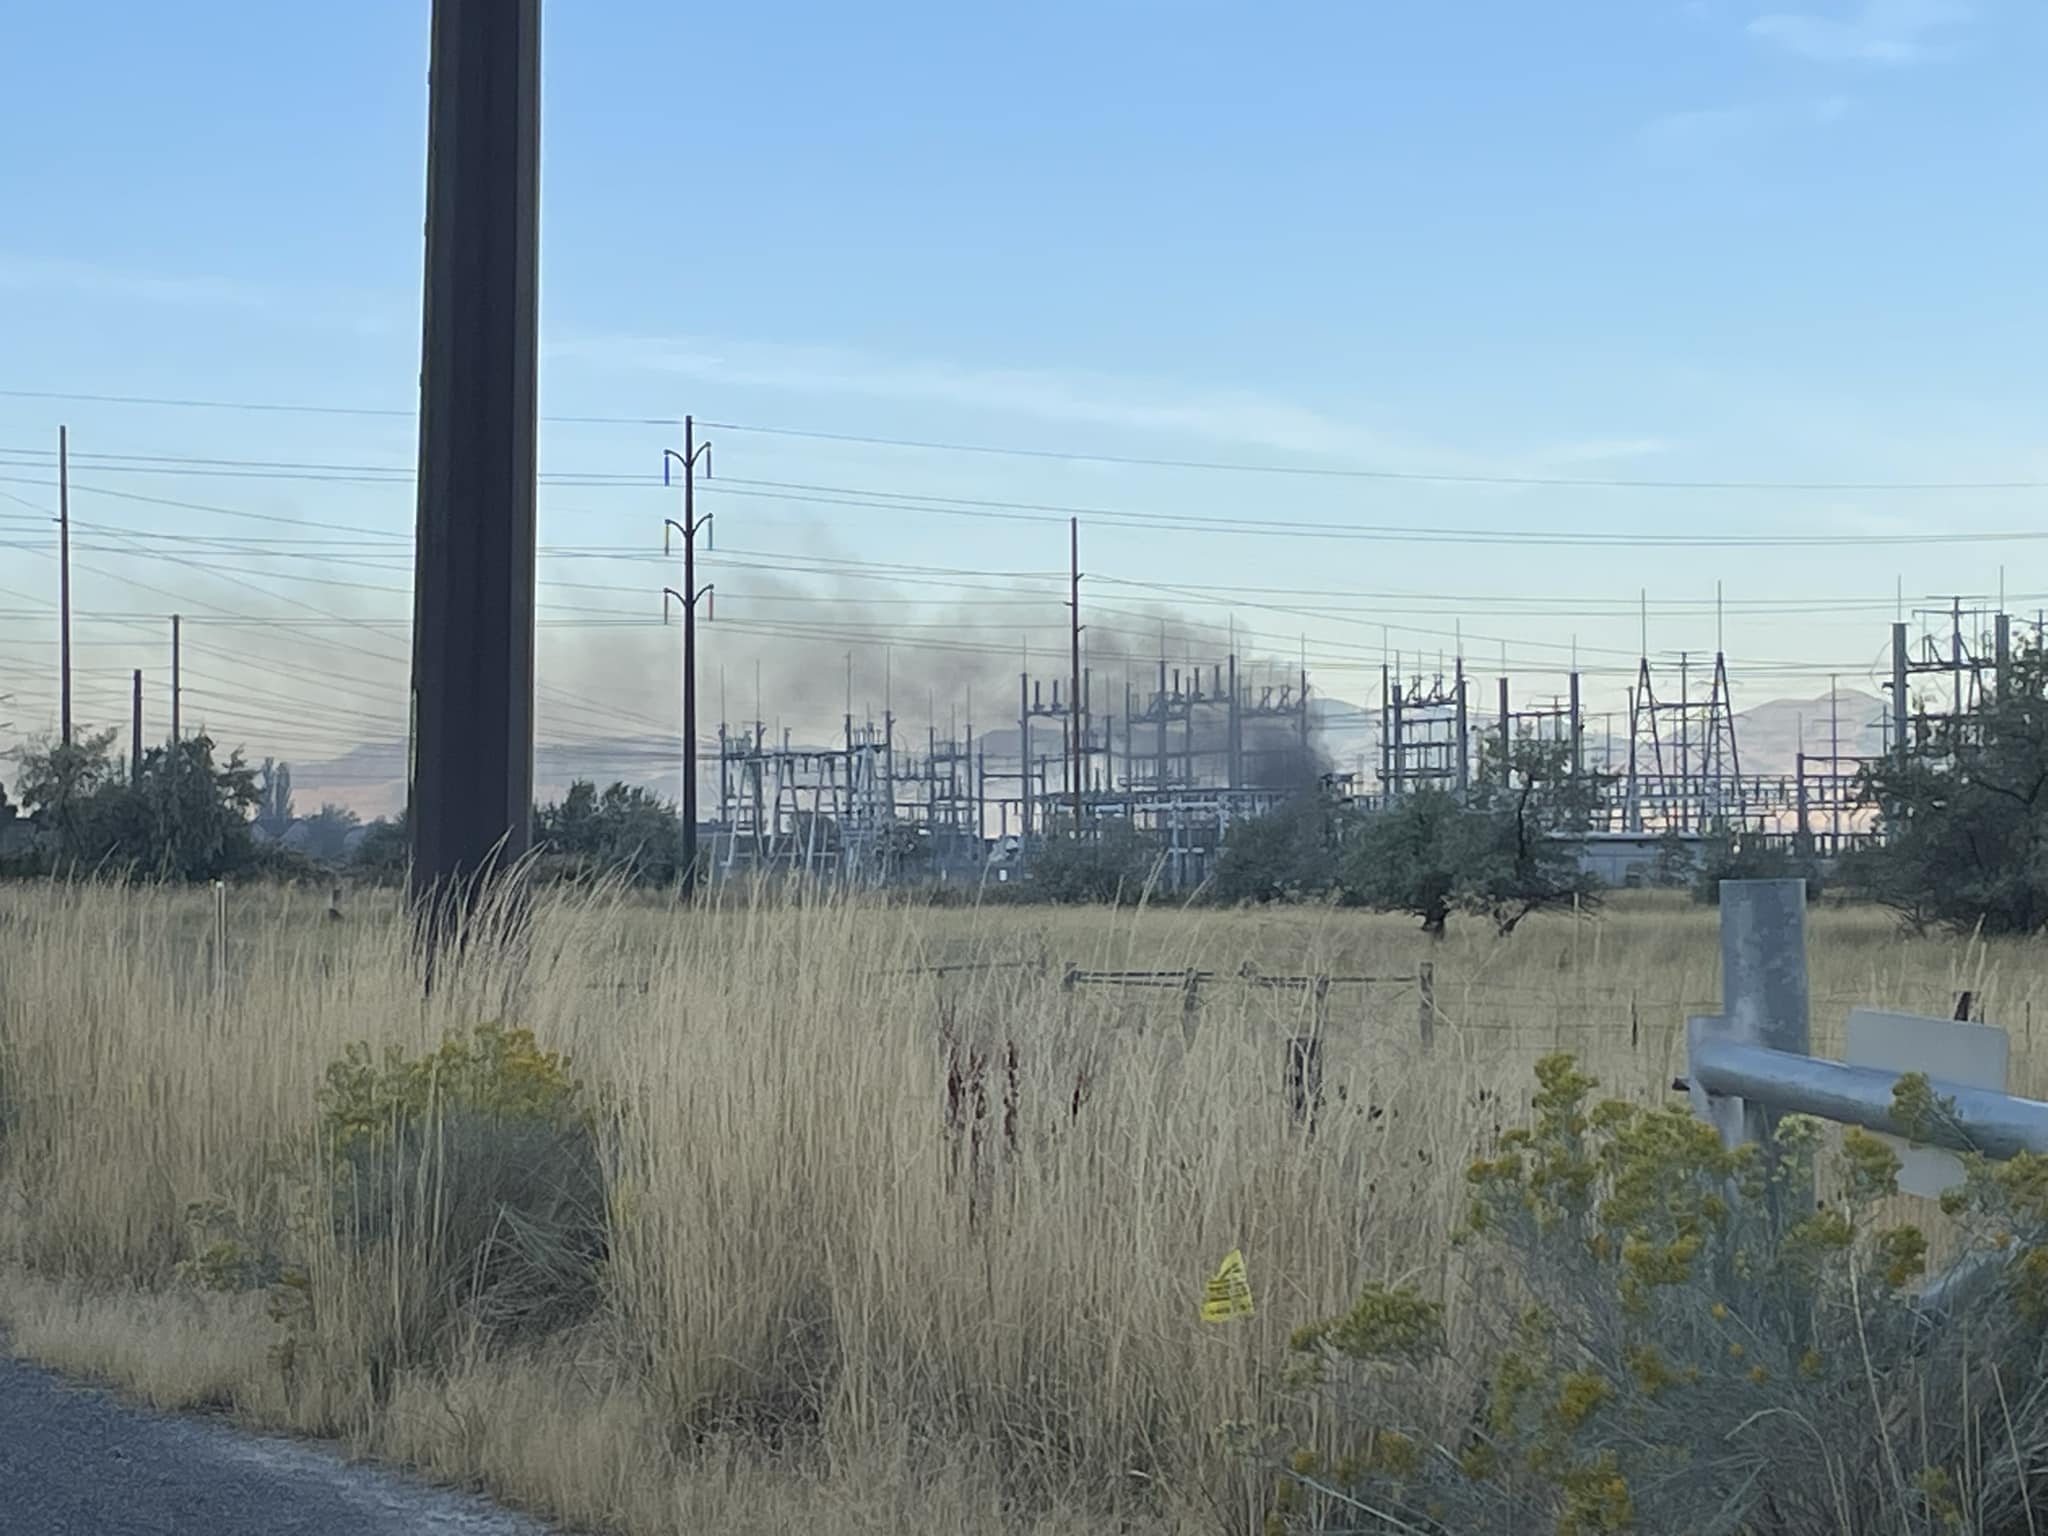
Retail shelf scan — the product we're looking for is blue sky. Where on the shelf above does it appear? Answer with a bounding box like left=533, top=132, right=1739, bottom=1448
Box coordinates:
left=2, top=1, right=2044, bottom=811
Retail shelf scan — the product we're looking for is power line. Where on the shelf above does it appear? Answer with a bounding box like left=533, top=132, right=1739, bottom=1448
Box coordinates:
left=0, top=386, right=664, bottom=426
left=14, top=458, right=2048, bottom=545
left=2, top=388, right=2040, bottom=491
left=695, top=480, right=2048, bottom=549
left=699, top=419, right=2048, bottom=494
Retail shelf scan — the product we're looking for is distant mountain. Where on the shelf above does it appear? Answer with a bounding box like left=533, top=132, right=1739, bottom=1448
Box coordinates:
left=292, top=735, right=689, bottom=822
left=1732, top=689, right=1886, bottom=777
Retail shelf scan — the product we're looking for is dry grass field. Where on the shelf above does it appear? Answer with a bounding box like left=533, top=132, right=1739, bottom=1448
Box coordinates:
left=1, top=882, right=2041, bottom=1533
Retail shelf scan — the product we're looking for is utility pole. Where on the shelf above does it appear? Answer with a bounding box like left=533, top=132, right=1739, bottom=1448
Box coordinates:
left=662, top=416, right=713, bottom=894
left=1891, top=622, right=1909, bottom=763
left=170, top=614, right=181, bottom=747
left=1018, top=667, right=1030, bottom=839
left=130, top=670, right=142, bottom=784
left=1829, top=674, right=1841, bottom=851
left=1068, top=516, right=1083, bottom=837
left=58, top=425, right=71, bottom=748
left=409, top=0, right=542, bottom=922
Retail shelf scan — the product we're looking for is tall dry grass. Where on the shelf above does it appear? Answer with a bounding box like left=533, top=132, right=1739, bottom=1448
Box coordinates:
left=1, top=883, right=2044, bottom=1533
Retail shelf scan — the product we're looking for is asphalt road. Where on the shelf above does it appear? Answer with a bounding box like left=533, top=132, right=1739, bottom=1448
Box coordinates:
left=0, top=1352, right=547, bottom=1535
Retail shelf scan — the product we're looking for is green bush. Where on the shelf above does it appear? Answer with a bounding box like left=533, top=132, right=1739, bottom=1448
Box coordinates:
left=1026, top=819, right=1162, bottom=904
left=1270, top=1056, right=2048, bottom=1536
left=314, top=1023, right=607, bottom=1359
left=1693, top=834, right=1826, bottom=905
left=1854, top=642, right=2048, bottom=935
left=1211, top=796, right=1342, bottom=905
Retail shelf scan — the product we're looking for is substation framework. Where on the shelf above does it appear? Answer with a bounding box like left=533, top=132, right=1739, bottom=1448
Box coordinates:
left=695, top=606, right=2027, bottom=888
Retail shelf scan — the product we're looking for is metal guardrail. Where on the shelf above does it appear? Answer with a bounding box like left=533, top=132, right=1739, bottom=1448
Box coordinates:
left=1688, top=1035, right=2048, bottom=1160
left=1688, top=879, right=2048, bottom=1168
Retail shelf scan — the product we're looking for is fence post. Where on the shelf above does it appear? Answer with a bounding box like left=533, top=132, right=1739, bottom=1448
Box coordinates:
left=1712, top=878, right=1812, bottom=1204
left=1285, top=1035, right=1323, bottom=1128
left=211, top=879, right=227, bottom=1003
left=1417, top=961, right=1436, bottom=1051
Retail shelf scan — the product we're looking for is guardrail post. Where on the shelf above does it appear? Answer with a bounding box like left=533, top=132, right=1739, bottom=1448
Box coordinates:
left=1720, top=878, right=1809, bottom=1077
left=1700, top=877, right=1812, bottom=1208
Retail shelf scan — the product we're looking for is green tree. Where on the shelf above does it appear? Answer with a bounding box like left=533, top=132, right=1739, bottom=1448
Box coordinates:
left=1339, top=740, right=1603, bottom=936
left=298, top=802, right=361, bottom=865
left=1338, top=788, right=1472, bottom=935
left=1027, top=819, right=1162, bottom=904
left=13, top=731, right=261, bottom=880
left=1853, top=642, right=2048, bottom=933
left=352, top=811, right=410, bottom=882
left=534, top=779, right=683, bottom=886
left=14, top=728, right=124, bottom=859
left=1211, top=794, right=1343, bottom=905
left=1464, top=738, right=1606, bottom=934
left=1692, top=832, right=1824, bottom=906
left=254, top=758, right=295, bottom=840
left=107, top=736, right=263, bottom=880
left=1651, top=825, right=1698, bottom=889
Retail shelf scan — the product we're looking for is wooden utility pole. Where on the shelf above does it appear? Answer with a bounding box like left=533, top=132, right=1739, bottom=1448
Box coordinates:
left=409, top=0, right=542, bottom=921
left=58, top=425, right=71, bottom=747
left=1069, top=516, right=1083, bottom=836
left=170, top=614, right=181, bottom=746
left=662, top=416, right=713, bottom=894
left=130, top=670, right=142, bottom=784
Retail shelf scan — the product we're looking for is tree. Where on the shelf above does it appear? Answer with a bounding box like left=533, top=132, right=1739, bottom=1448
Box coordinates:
left=11, top=730, right=261, bottom=880
left=1339, top=740, right=1603, bottom=937
left=104, top=735, right=263, bottom=880
left=1339, top=788, right=1472, bottom=935
left=1853, top=643, right=2048, bottom=934
left=1210, top=793, right=1342, bottom=904
left=1691, top=832, right=1824, bottom=906
left=352, top=812, right=410, bottom=883
left=1463, top=738, right=1606, bottom=934
left=1027, top=819, right=1162, bottom=904
left=534, top=780, right=684, bottom=886
left=1651, top=825, right=1698, bottom=889
left=298, top=803, right=361, bottom=865
left=255, top=758, right=295, bottom=840
left=14, top=728, right=124, bottom=859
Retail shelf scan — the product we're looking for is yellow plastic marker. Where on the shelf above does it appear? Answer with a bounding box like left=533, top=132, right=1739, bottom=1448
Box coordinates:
left=1201, top=1248, right=1255, bottom=1323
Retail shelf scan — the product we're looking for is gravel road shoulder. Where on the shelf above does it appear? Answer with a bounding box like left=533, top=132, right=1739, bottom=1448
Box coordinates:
left=0, top=1349, right=550, bottom=1535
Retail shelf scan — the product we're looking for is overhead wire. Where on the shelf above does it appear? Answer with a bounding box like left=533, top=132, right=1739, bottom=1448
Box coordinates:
left=2, top=389, right=2039, bottom=490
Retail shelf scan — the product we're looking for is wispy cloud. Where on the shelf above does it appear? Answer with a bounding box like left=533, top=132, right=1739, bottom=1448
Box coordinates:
left=1640, top=95, right=1854, bottom=164
left=0, top=254, right=403, bottom=336
left=550, top=330, right=1470, bottom=469
left=0, top=255, right=275, bottom=310
left=1747, top=0, right=1972, bottom=64
left=552, top=330, right=1698, bottom=495
left=1642, top=102, right=1770, bottom=161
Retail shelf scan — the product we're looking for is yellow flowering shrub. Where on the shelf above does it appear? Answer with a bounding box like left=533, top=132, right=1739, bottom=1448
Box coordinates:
left=1271, top=1054, right=2048, bottom=1535
left=311, top=1021, right=606, bottom=1372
